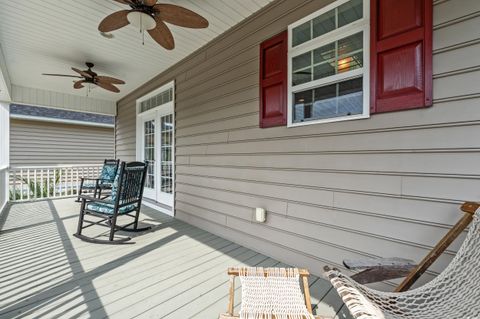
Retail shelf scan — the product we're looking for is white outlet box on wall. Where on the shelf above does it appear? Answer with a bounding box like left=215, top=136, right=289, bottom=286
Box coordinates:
left=255, top=207, right=266, bottom=223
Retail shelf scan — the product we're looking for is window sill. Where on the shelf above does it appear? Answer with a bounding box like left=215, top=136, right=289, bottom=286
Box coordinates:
left=287, top=113, right=370, bottom=128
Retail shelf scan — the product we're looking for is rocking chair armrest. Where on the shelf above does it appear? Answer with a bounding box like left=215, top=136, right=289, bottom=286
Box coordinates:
left=80, top=178, right=100, bottom=182
left=80, top=177, right=113, bottom=183
left=78, top=194, right=114, bottom=205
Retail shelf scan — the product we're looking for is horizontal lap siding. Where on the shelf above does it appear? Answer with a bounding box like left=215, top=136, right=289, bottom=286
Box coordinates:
left=10, top=119, right=114, bottom=166
left=115, top=0, right=480, bottom=287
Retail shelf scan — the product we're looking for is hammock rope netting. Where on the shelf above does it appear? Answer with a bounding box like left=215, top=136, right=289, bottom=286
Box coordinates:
left=238, top=267, right=314, bottom=319
left=325, top=210, right=480, bottom=318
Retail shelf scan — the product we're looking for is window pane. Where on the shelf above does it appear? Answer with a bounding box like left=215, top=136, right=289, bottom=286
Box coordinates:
left=292, top=77, right=363, bottom=123
left=293, top=90, right=313, bottom=122
left=313, top=62, right=335, bottom=80
left=139, top=88, right=173, bottom=113
left=292, top=52, right=311, bottom=71
left=338, top=32, right=363, bottom=56
left=338, top=77, right=363, bottom=116
left=293, top=71, right=312, bottom=86
left=338, top=32, right=363, bottom=73
left=312, top=9, right=336, bottom=38
left=312, top=84, right=337, bottom=119
left=338, top=0, right=363, bottom=28
left=292, top=21, right=311, bottom=47
left=313, top=43, right=336, bottom=64
left=338, top=52, right=363, bottom=73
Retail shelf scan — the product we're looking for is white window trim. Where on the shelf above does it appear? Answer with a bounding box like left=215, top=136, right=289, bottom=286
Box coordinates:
left=287, top=0, right=370, bottom=127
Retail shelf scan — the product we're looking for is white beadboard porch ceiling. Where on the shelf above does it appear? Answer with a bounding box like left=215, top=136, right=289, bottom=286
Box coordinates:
left=0, top=0, right=274, bottom=102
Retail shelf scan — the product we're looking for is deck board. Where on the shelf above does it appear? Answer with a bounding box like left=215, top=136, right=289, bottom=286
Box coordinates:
left=0, top=198, right=347, bottom=319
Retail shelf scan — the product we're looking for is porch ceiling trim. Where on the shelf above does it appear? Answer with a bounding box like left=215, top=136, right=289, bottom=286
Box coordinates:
left=11, top=85, right=116, bottom=116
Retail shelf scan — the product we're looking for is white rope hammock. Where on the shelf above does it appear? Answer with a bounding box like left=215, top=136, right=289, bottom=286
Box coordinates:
left=238, top=267, right=315, bottom=319
left=325, top=210, right=480, bottom=318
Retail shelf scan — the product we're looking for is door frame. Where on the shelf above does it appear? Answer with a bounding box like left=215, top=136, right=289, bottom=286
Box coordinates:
left=135, top=81, right=175, bottom=216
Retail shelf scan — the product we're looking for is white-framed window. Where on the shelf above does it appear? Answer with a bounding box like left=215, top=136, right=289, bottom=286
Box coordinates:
left=288, top=0, right=369, bottom=127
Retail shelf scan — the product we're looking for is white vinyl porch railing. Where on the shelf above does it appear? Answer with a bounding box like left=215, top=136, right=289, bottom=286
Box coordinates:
left=8, top=164, right=103, bottom=202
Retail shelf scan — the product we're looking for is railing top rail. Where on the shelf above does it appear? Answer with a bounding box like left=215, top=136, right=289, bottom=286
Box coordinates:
left=10, top=164, right=104, bottom=169
left=0, top=165, right=8, bottom=171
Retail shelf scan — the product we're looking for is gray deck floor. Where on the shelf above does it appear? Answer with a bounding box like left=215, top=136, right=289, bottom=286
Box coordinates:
left=0, top=198, right=351, bottom=319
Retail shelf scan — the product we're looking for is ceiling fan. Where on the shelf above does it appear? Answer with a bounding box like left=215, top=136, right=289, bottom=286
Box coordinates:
left=42, top=62, right=125, bottom=93
left=98, top=0, right=209, bottom=50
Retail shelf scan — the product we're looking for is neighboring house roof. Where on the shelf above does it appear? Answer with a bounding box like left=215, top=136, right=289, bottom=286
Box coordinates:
left=9, top=104, right=114, bottom=127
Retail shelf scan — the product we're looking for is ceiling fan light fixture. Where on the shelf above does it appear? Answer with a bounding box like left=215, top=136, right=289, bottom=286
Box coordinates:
left=127, top=11, right=156, bottom=31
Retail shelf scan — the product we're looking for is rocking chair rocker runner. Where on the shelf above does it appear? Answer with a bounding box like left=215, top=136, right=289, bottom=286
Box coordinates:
left=76, top=159, right=120, bottom=202
left=324, top=202, right=480, bottom=318
left=220, top=267, right=324, bottom=319
left=74, top=161, right=150, bottom=244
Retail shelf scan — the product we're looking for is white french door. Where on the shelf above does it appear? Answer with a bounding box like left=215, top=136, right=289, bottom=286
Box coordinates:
left=136, top=83, right=175, bottom=215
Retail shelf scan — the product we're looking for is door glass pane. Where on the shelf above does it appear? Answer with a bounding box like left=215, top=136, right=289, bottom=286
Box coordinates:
left=160, top=114, right=173, bottom=194
left=144, top=120, right=155, bottom=189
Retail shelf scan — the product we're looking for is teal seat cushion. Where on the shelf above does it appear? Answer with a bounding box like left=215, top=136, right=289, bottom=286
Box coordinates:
left=86, top=202, right=137, bottom=215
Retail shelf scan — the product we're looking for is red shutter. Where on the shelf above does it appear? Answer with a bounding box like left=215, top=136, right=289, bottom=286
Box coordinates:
left=370, top=0, right=433, bottom=113
left=259, top=31, right=287, bottom=128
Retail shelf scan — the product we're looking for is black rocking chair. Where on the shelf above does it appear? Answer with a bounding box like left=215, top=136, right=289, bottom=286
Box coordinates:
left=74, top=161, right=150, bottom=244
left=76, top=159, right=120, bottom=202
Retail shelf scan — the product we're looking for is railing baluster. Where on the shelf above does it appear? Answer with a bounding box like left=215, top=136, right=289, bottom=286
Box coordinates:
left=63, top=168, right=66, bottom=197
left=27, top=169, right=30, bottom=201
left=76, top=168, right=79, bottom=195
left=47, top=169, right=50, bottom=197
left=20, top=169, right=24, bottom=201
left=33, top=169, right=37, bottom=200
left=12, top=170, right=16, bottom=201
left=40, top=169, right=44, bottom=199
left=70, top=168, right=74, bottom=196
left=53, top=168, right=57, bottom=198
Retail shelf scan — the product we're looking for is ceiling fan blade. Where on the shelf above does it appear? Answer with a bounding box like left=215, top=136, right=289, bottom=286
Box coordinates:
left=96, top=81, right=120, bottom=93
left=143, top=0, right=157, bottom=6
left=72, top=67, right=93, bottom=79
left=42, top=73, right=82, bottom=78
left=113, top=0, right=134, bottom=5
left=73, top=80, right=86, bottom=89
left=98, top=10, right=130, bottom=32
left=148, top=18, right=174, bottom=50
left=96, top=76, right=125, bottom=85
left=154, top=4, right=208, bottom=28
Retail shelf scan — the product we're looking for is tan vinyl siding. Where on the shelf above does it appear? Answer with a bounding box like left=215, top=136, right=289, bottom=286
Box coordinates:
left=116, top=0, right=480, bottom=287
left=10, top=119, right=114, bottom=166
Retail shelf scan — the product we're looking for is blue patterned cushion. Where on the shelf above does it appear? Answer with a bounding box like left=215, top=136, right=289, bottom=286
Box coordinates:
left=86, top=202, right=137, bottom=215
left=100, top=164, right=117, bottom=182
left=82, top=181, right=112, bottom=189
left=111, top=171, right=120, bottom=202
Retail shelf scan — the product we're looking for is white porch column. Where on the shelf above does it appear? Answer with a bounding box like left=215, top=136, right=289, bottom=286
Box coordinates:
left=0, top=102, right=10, bottom=213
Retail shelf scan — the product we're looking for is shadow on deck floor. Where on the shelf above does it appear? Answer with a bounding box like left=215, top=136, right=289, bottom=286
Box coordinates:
left=0, top=198, right=351, bottom=319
